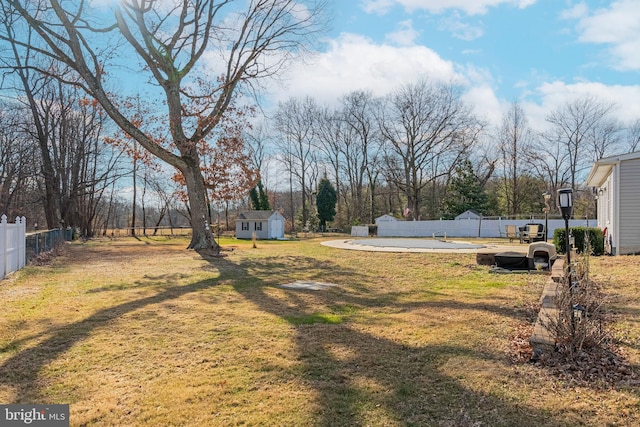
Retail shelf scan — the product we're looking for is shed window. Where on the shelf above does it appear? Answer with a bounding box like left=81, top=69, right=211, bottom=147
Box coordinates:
left=255, top=222, right=263, bottom=231
left=242, top=222, right=249, bottom=231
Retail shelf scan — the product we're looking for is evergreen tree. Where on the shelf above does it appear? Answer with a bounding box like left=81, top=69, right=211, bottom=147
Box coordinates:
left=258, top=181, right=270, bottom=210
left=316, top=177, right=337, bottom=231
left=443, top=160, right=488, bottom=218
left=249, top=180, right=270, bottom=210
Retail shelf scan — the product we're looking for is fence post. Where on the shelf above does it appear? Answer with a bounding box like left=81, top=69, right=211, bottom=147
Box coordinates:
left=18, top=216, right=26, bottom=270
left=1, top=214, right=6, bottom=278
left=1, top=215, right=28, bottom=279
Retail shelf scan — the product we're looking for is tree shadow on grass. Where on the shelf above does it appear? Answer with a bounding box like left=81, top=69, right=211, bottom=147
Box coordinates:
left=0, top=247, right=603, bottom=426
left=212, top=255, right=580, bottom=426
left=0, top=276, right=218, bottom=403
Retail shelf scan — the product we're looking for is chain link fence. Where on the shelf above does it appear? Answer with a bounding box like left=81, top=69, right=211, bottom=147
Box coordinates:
left=26, top=228, right=74, bottom=260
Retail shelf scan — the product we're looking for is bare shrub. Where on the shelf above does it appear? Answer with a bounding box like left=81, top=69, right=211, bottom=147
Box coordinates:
left=536, top=251, right=638, bottom=387
left=553, top=273, right=611, bottom=356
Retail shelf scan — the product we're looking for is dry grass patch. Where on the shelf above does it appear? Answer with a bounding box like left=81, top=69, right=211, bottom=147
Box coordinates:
left=0, top=236, right=638, bottom=426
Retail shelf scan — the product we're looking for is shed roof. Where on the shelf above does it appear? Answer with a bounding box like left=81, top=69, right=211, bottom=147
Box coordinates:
left=236, top=210, right=278, bottom=220
left=455, top=210, right=481, bottom=220
left=586, top=151, right=640, bottom=187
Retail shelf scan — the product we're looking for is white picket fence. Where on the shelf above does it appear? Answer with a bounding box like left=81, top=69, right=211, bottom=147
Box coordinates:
left=1, top=215, right=26, bottom=279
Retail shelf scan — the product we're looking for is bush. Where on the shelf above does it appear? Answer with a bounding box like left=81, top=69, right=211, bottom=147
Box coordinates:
left=553, top=226, right=604, bottom=256
left=533, top=249, right=640, bottom=389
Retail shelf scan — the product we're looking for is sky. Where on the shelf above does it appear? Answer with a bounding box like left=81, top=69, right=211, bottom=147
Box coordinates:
left=268, top=0, right=640, bottom=131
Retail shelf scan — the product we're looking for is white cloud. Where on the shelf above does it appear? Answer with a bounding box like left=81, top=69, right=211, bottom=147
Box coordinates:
left=361, top=0, right=537, bottom=15
left=272, top=33, right=463, bottom=105
left=267, top=32, right=518, bottom=134
left=360, top=0, right=396, bottom=15
left=461, top=78, right=640, bottom=134
left=438, top=12, right=484, bottom=40
left=558, top=2, right=588, bottom=20
left=520, top=80, right=640, bottom=131
left=566, top=0, right=640, bottom=70
left=385, top=20, right=420, bottom=46
left=463, top=84, right=502, bottom=125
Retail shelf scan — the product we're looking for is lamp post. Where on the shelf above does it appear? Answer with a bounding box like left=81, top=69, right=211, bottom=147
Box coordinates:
left=542, top=192, right=551, bottom=242
left=558, top=188, right=575, bottom=333
left=558, top=188, right=573, bottom=271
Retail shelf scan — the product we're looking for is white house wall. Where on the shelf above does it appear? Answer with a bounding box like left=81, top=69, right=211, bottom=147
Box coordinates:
left=619, top=159, right=640, bottom=254
left=598, top=173, right=615, bottom=254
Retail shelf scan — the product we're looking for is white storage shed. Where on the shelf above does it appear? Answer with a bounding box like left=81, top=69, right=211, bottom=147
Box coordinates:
left=235, top=210, right=286, bottom=240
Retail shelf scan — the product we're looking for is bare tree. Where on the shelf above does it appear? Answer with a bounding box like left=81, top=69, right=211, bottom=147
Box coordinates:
left=64, top=91, right=127, bottom=237
left=244, top=123, right=270, bottom=184
left=625, top=119, right=640, bottom=153
left=313, top=106, right=345, bottom=222
left=0, top=7, right=62, bottom=229
left=530, top=132, right=570, bottom=212
left=147, top=174, right=180, bottom=236
left=1, top=0, right=326, bottom=251
left=339, top=90, right=382, bottom=224
left=545, top=96, right=619, bottom=191
left=377, top=79, right=483, bottom=220
left=497, top=101, right=535, bottom=215
left=26, top=80, right=124, bottom=236
left=588, top=118, right=622, bottom=160
left=0, top=105, right=34, bottom=218
left=273, top=96, right=318, bottom=230
left=0, top=26, right=125, bottom=236
left=244, top=121, right=278, bottom=211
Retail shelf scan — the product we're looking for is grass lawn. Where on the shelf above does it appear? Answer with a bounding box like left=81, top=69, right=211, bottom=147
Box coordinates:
left=0, top=236, right=639, bottom=426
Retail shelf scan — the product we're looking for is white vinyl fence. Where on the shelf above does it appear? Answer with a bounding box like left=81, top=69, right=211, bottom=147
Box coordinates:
left=376, top=218, right=591, bottom=239
left=1, top=215, right=26, bottom=279
left=351, top=225, right=370, bottom=237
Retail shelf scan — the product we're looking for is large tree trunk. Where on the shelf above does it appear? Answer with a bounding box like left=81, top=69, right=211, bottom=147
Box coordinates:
left=39, top=145, right=62, bottom=229
left=3, top=0, right=326, bottom=248
left=182, top=160, right=220, bottom=252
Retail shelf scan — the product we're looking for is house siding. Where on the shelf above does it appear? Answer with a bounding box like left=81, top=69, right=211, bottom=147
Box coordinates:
left=601, top=174, right=615, bottom=254
left=599, top=174, right=614, bottom=229
left=619, top=159, right=640, bottom=254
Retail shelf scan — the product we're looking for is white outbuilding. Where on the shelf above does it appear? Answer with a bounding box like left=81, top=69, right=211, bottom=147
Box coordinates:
left=455, top=210, right=482, bottom=220
left=235, top=210, right=286, bottom=240
left=586, top=151, right=640, bottom=255
left=375, top=214, right=398, bottom=224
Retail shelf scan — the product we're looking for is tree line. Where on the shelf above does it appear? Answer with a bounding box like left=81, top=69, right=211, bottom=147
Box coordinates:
left=250, top=85, right=638, bottom=231
left=1, top=1, right=638, bottom=245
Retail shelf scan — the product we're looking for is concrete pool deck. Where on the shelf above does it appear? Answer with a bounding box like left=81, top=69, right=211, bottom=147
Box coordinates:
left=321, top=238, right=526, bottom=254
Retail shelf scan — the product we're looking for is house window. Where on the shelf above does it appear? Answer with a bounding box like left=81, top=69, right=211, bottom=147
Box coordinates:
left=242, top=222, right=249, bottom=231
left=255, top=222, right=263, bottom=231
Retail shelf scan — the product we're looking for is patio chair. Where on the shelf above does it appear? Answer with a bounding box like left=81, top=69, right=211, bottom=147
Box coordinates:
left=505, top=225, right=518, bottom=243
left=522, top=223, right=545, bottom=243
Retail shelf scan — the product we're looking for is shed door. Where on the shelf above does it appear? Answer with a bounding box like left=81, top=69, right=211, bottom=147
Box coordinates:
left=271, top=219, right=284, bottom=238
